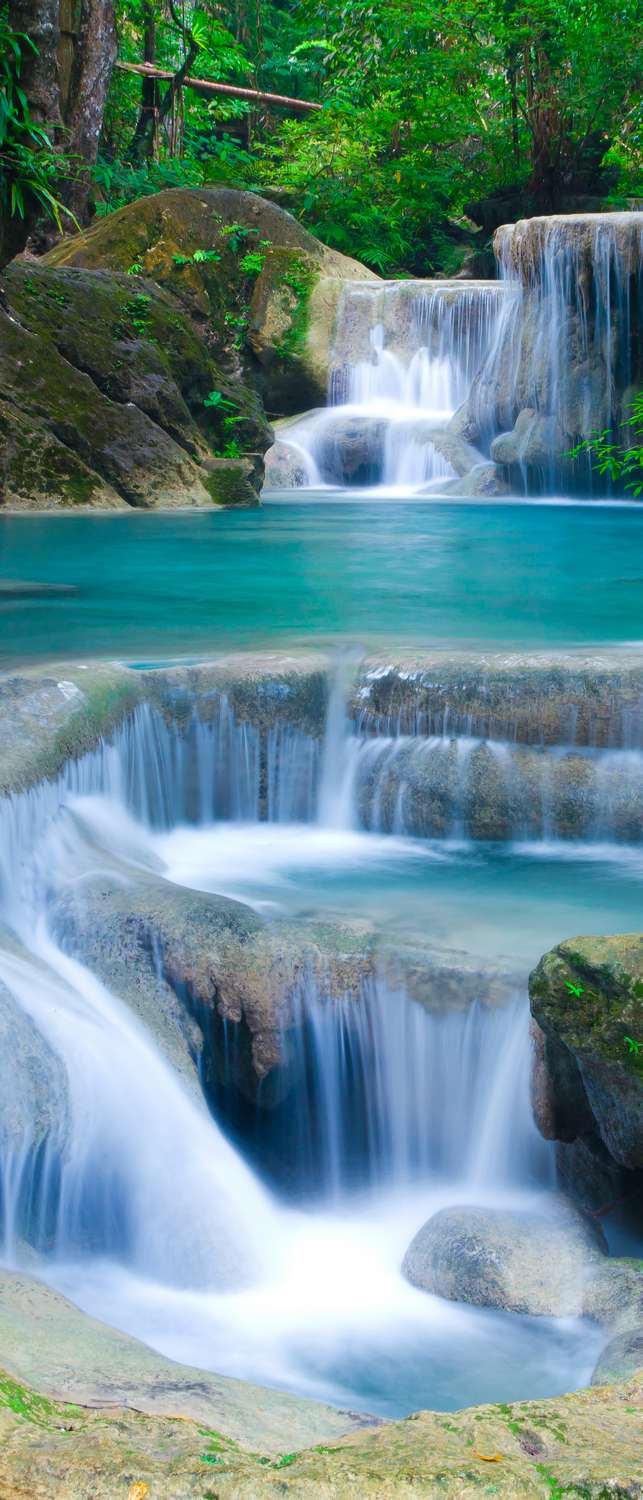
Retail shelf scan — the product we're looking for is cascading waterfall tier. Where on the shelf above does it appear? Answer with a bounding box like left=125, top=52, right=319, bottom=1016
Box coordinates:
left=266, top=280, right=505, bottom=492
left=0, top=661, right=631, bottom=1412
left=463, top=212, right=643, bottom=492
left=264, top=211, right=642, bottom=497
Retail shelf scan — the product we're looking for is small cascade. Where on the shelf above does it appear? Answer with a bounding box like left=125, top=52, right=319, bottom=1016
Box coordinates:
left=271, top=280, right=505, bottom=492
left=264, top=212, right=642, bottom=498
left=282, top=979, right=549, bottom=1198
left=0, top=934, right=279, bottom=1279
left=466, top=213, right=643, bottom=492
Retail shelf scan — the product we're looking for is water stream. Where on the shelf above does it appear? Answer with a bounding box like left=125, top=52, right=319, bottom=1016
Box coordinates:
left=1, top=213, right=641, bottom=1422
left=0, top=670, right=636, bottom=1413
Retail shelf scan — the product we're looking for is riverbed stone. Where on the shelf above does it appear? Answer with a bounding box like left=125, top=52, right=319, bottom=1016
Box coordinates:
left=401, top=1200, right=607, bottom=1315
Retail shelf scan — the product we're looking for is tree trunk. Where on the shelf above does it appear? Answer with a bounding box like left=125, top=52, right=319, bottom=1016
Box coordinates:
left=62, top=0, right=118, bottom=223
left=128, top=1, right=160, bottom=162
left=7, top=0, right=62, bottom=127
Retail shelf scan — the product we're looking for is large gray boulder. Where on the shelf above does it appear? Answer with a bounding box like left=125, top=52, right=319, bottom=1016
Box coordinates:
left=401, top=1200, right=607, bottom=1316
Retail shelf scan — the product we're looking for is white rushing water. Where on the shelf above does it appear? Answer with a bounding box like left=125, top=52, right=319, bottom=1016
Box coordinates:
left=275, top=280, right=505, bottom=492
left=267, top=214, right=642, bottom=497
left=0, top=672, right=622, bottom=1414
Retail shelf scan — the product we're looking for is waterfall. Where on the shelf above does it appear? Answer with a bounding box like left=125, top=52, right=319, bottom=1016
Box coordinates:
left=0, top=664, right=610, bottom=1411
left=264, top=212, right=642, bottom=498
left=282, top=980, right=548, bottom=1199
left=466, top=213, right=643, bottom=492
left=269, top=280, right=505, bottom=493
left=0, top=936, right=278, bottom=1281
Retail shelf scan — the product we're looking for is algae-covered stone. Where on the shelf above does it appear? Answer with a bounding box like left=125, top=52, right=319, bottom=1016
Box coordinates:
left=43, top=187, right=375, bottom=419
left=0, top=260, right=269, bottom=509
left=0, top=1269, right=365, bottom=1452
left=0, top=304, right=217, bottom=510
left=529, top=934, right=643, bottom=1171
left=0, top=398, right=125, bottom=511
left=0, top=1347, right=642, bottom=1497
left=401, top=1200, right=606, bottom=1315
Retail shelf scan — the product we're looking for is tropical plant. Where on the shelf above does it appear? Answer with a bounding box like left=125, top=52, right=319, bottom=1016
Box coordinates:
left=569, top=394, right=643, bottom=497
left=0, top=6, right=72, bottom=259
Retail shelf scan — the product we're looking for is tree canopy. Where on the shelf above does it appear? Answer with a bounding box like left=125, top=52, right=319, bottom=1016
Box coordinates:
left=2, top=0, right=642, bottom=271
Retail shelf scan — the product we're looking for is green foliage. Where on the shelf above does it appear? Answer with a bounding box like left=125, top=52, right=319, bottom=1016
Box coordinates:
left=92, top=154, right=208, bottom=216
left=0, top=6, right=72, bottom=236
left=238, top=249, right=266, bottom=274
left=203, top=389, right=238, bottom=410
left=569, top=394, right=643, bottom=496
left=172, top=248, right=221, bottom=266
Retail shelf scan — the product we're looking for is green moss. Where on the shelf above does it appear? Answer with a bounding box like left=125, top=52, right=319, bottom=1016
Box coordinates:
left=272, top=256, right=317, bottom=360
left=0, top=1373, right=61, bottom=1426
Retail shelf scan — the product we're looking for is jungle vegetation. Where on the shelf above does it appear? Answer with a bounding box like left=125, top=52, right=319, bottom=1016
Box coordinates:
left=1, top=0, right=642, bottom=273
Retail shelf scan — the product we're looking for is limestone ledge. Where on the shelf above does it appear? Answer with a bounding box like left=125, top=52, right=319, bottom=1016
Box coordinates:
left=3, top=648, right=643, bottom=798
left=0, top=1274, right=641, bottom=1499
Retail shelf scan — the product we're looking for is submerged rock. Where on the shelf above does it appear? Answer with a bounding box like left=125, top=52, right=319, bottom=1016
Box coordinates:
left=591, top=1326, right=643, bottom=1385
left=529, top=934, right=643, bottom=1191
left=401, top=1200, right=606, bottom=1315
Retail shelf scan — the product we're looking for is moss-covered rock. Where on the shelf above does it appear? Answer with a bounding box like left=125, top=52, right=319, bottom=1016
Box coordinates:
left=0, top=264, right=262, bottom=509
left=2, top=189, right=375, bottom=507
left=0, top=1350, right=642, bottom=1498
left=529, top=935, right=643, bottom=1208
left=43, top=187, right=375, bottom=419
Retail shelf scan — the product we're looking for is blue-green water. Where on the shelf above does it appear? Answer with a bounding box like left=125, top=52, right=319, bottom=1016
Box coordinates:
left=1, top=499, right=643, bottom=665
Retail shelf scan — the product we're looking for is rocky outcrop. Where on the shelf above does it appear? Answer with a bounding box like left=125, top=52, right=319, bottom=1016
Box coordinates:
left=459, top=212, right=643, bottom=491
left=52, top=864, right=374, bottom=1106
left=401, top=1200, right=607, bottom=1316
left=1, top=1342, right=642, bottom=1497
left=529, top=935, right=643, bottom=1205
left=1, top=189, right=374, bottom=508
left=44, top=187, right=375, bottom=416
left=0, top=1269, right=365, bottom=1452
left=0, top=261, right=264, bottom=509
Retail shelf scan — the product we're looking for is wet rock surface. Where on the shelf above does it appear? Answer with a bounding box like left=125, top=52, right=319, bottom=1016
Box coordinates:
left=0, top=1346, right=642, bottom=1498
left=529, top=934, right=643, bottom=1183
left=401, top=1200, right=607, bottom=1316
left=0, top=1270, right=365, bottom=1452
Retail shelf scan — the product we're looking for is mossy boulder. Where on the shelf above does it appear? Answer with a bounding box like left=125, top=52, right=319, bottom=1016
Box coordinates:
left=529, top=935, right=643, bottom=1175
left=1, top=1348, right=643, bottom=1497
left=0, top=261, right=265, bottom=509
left=44, top=187, right=376, bottom=417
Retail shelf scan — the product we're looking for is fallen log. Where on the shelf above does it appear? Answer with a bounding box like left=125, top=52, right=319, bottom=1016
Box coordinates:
left=115, top=60, right=322, bottom=115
